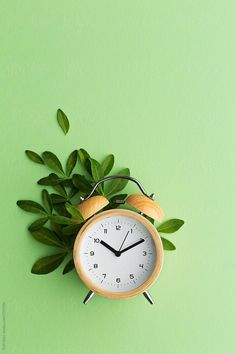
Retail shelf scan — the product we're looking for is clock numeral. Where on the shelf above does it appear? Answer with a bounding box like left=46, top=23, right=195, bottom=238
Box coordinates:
left=93, top=264, right=98, bottom=268
left=139, top=264, right=144, bottom=268
left=129, top=274, right=134, bottom=279
left=142, top=251, right=147, bottom=256
left=104, top=229, right=107, bottom=234
left=102, top=273, right=106, bottom=278
left=130, top=229, right=133, bottom=233
left=116, top=278, right=121, bottom=283
left=94, top=238, right=100, bottom=243
left=116, top=225, right=121, bottom=231
left=90, top=251, right=94, bottom=256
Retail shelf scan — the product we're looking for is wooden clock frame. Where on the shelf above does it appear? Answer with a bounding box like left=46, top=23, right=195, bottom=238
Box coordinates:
left=73, top=209, right=164, bottom=301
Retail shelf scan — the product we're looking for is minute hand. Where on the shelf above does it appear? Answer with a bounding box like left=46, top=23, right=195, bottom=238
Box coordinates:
left=120, top=239, right=145, bottom=254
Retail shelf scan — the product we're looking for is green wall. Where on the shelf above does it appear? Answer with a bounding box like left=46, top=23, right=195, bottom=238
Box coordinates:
left=0, top=1, right=235, bottom=353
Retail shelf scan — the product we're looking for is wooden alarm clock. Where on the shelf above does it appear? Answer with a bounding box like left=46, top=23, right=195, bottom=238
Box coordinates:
left=73, top=175, right=164, bottom=305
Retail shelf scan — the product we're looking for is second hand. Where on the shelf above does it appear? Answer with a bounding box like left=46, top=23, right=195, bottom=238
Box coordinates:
left=118, top=230, right=130, bottom=252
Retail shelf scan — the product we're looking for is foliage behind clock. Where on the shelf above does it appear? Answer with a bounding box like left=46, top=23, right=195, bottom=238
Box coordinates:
left=16, top=109, right=184, bottom=275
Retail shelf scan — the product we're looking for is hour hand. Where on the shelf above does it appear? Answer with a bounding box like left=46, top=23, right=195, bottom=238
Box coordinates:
left=100, top=240, right=120, bottom=257
left=120, top=238, right=145, bottom=254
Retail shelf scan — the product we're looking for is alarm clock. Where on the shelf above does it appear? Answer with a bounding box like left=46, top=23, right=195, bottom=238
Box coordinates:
left=73, top=175, right=164, bottom=305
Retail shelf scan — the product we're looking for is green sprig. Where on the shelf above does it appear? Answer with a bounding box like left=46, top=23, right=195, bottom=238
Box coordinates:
left=17, top=108, right=184, bottom=276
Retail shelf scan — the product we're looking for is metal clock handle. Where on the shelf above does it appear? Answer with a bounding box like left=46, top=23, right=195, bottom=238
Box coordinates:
left=82, top=175, right=155, bottom=201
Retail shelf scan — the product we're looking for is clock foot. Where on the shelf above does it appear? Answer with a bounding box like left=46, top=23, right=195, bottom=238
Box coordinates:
left=83, top=290, right=95, bottom=304
left=143, top=291, right=154, bottom=305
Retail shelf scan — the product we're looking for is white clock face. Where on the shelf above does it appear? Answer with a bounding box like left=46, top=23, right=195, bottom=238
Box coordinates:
left=75, top=213, right=158, bottom=293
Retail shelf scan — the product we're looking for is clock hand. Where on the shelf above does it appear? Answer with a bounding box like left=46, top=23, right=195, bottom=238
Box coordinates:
left=120, top=238, right=145, bottom=254
left=100, top=240, right=120, bottom=257
left=118, top=230, right=130, bottom=252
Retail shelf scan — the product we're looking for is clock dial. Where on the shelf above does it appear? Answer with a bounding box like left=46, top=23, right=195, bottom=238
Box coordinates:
left=74, top=211, right=160, bottom=294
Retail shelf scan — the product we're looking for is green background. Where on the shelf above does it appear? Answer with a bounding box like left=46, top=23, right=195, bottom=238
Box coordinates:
left=0, top=1, right=235, bottom=353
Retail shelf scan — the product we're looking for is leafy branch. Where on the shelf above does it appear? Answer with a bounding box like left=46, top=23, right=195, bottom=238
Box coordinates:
left=17, top=109, right=185, bottom=276
left=157, top=219, right=185, bottom=251
left=17, top=110, right=132, bottom=275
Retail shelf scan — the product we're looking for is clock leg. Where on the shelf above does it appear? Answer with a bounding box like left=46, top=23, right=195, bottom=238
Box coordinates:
left=143, top=291, right=154, bottom=305
left=83, top=290, right=95, bottom=304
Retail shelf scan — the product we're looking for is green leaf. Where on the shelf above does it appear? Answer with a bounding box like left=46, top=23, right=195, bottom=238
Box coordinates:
left=52, top=183, right=67, bottom=197
left=89, top=158, right=104, bottom=194
left=109, top=194, right=128, bottom=204
left=66, top=150, right=77, bottom=177
left=78, top=148, right=90, bottom=165
left=30, top=227, right=65, bottom=248
left=28, top=217, right=48, bottom=231
left=90, top=158, right=103, bottom=181
left=65, top=203, right=84, bottom=222
left=50, top=215, right=77, bottom=225
left=157, top=219, right=184, bottom=234
left=60, top=178, right=74, bottom=188
left=38, top=173, right=62, bottom=186
left=17, top=200, right=46, bottom=214
left=42, top=189, right=52, bottom=214
left=50, top=193, right=67, bottom=204
left=144, top=215, right=155, bottom=225
left=57, top=109, right=69, bottom=135
left=72, top=174, right=92, bottom=194
left=105, top=168, right=130, bottom=196
left=101, top=154, right=114, bottom=176
left=161, top=237, right=176, bottom=251
left=62, top=224, right=82, bottom=236
left=68, top=187, right=79, bottom=199
left=50, top=222, right=64, bottom=237
left=104, top=194, right=128, bottom=210
left=84, top=159, right=92, bottom=176
left=25, top=150, right=44, bottom=164
left=63, top=258, right=75, bottom=274
left=31, top=253, right=66, bottom=274
left=52, top=203, right=70, bottom=217
left=42, top=151, right=64, bottom=175
left=78, top=148, right=92, bottom=176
